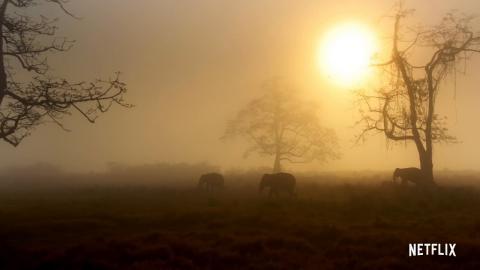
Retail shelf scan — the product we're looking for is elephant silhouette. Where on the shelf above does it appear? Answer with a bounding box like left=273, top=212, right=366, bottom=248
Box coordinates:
left=198, top=173, right=224, bottom=191
left=259, top=173, right=296, bottom=197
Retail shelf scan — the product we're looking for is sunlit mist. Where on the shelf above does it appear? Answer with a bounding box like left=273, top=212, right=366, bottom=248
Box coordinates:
left=319, top=22, right=378, bottom=87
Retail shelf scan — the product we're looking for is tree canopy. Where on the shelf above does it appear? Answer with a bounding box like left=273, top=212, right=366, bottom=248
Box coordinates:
left=224, top=79, right=340, bottom=173
left=357, top=6, right=480, bottom=182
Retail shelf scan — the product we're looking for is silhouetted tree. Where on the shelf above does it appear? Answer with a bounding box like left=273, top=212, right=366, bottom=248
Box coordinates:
left=357, top=7, right=480, bottom=183
left=223, top=79, right=339, bottom=173
left=0, top=0, right=129, bottom=146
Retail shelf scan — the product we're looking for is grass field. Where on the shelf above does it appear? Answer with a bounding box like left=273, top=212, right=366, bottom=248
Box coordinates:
left=1, top=182, right=480, bottom=270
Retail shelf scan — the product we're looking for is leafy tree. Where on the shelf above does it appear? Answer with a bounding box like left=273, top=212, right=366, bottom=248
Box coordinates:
left=0, top=0, right=129, bottom=146
left=357, top=7, right=480, bottom=183
left=224, top=79, right=340, bottom=173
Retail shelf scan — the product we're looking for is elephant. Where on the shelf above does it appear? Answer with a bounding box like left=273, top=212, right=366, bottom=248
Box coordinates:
left=259, top=173, right=296, bottom=197
left=393, top=167, right=426, bottom=186
left=198, top=173, right=224, bottom=191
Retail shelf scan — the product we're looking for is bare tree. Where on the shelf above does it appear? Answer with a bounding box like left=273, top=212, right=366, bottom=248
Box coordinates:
left=357, top=7, right=480, bottom=183
left=0, top=0, right=130, bottom=146
left=223, top=79, right=340, bottom=173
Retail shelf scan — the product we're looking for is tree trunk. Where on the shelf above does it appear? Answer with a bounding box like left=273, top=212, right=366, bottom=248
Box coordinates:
left=273, top=153, right=281, bottom=173
left=419, top=151, right=434, bottom=183
left=393, top=15, right=435, bottom=184
left=273, top=100, right=281, bottom=174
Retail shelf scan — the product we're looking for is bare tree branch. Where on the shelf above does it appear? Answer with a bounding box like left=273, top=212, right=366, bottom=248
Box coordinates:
left=356, top=6, right=478, bottom=182
left=0, top=0, right=130, bottom=146
left=223, top=78, right=340, bottom=172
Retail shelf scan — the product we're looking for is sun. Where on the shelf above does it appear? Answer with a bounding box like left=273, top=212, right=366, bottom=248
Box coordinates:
left=319, top=23, right=378, bottom=87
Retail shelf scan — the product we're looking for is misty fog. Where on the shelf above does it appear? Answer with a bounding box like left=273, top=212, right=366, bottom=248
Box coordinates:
left=0, top=0, right=479, bottom=174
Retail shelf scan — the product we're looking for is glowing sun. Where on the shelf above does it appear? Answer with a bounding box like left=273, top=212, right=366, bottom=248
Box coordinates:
left=319, top=23, right=378, bottom=87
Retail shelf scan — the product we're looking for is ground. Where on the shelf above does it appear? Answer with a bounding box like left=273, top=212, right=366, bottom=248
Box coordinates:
left=1, top=183, right=480, bottom=270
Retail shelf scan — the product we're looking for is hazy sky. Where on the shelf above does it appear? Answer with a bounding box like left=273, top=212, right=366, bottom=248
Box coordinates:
left=0, top=0, right=479, bottom=172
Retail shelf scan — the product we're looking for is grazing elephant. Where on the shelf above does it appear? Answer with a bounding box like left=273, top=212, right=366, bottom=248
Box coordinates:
left=198, top=173, right=224, bottom=191
left=393, top=167, right=426, bottom=186
left=259, top=173, right=296, bottom=197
